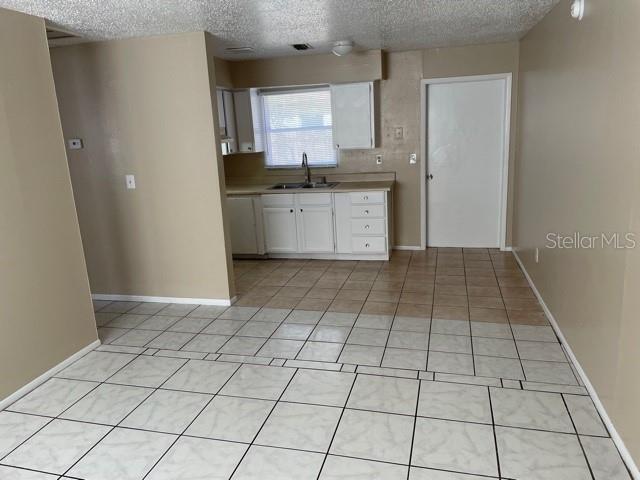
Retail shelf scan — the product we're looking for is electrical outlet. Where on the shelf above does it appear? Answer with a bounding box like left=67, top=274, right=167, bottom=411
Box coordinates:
left=125, top=174, right=136, bottom=190
left=67, top=138, right=83, bottom=150
left=394, top=127, right=404, bottom=140
left=375, top=154, right=383, bottom=165
left=535, top=247, right=540, bottom=263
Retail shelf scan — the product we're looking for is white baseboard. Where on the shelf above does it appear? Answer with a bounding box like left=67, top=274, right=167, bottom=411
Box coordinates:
left=513, top=251, right=640, bottom=479
left=0, top=339, right=101, bottom=411
left=501, top=246, right=513, bottom=252
left=92, top=294, right=235, bottom=306
left=393, top=245, right=423, bottom=251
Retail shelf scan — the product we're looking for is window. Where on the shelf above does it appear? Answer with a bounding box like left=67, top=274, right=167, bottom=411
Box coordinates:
left=261, top=87, right=336, bottom=168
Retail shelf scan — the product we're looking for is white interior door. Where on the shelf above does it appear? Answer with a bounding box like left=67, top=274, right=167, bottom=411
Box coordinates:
left=427, top=78, right=507, bottom=248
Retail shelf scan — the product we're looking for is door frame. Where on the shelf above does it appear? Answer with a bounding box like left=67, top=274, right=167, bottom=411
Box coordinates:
left=419, top=73, right=512, bottom=250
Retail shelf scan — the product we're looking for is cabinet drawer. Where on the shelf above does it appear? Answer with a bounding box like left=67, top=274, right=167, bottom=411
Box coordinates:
left=298, top=193, right=331, bottom=206
left=351, top=218, right=386, bottom=235
left=352, top=236, right=387, bottom=253
left=349, top=191, right=385, bottom=204
left=350, top=204, right=385, bottom=218
left=262, top=194, right=295, bottom=207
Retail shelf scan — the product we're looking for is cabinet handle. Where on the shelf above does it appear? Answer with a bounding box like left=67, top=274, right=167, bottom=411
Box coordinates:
left=365, top=243, right=370, bottom=248
left=364, top=225, right=370, bottom=229
left=300, top=209, right=303, bottom=212
left=364, top=195, right=368, bottom=200
left=364, top=210, right=369, bottom=215
left=290, top=209, right=294, bottom=213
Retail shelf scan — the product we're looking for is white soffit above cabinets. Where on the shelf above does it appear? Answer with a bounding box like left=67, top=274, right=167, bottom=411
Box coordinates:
left=2, top=0, right=559, bottom=59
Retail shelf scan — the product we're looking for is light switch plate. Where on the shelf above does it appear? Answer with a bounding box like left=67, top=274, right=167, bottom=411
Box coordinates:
left=409, top=153, right=417, bottom=164
left=67, top=138, right=83, bottom=150
left=125, top=175, right=136, bottom=189
left=394, top=127, right=404, bottom=140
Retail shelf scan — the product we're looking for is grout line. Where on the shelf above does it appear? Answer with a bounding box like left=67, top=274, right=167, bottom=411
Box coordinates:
left=315, top=369, right=359, bottom=479
left=487, top=385, right=502, bottom=478
left=225, top=367, right=301, bottom=479
left=560, top=394, right=597, bottom=480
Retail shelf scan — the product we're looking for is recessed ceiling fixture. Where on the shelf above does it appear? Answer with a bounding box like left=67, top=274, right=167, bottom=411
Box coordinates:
left=332, top=40, right=354, bottom=57
left=291, top=44, right=313, bottom=51
left=570, top=0, right=585, bottom=20
left=225, top=46, right=254, bottom=54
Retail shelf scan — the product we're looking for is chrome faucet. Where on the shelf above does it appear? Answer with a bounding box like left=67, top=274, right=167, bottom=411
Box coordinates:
left=301, top=152, right=312, bottom=185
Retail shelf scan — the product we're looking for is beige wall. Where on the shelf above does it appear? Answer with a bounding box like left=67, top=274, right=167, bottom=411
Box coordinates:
left=214, top=57, right=234, bottom=89
left=51, top=32, right=234, bottom=301
left=230, top=49, right=383, bottom=88
left=513, top=0, right=640, bottom=463
left=0, top=8, right=97, bottom=399
left=222, top=43, right=519, bottom=247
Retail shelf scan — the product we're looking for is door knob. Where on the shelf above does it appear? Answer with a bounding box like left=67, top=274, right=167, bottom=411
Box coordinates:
left=427, top=174, right=434, bottom=180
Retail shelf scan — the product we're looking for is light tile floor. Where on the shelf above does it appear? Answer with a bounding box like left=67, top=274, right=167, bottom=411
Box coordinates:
left=0, top=249, right=633, bottom=479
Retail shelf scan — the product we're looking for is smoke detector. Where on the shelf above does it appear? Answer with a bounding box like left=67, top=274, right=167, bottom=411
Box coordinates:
left=332, top=40, right=354, bottom=56
left=570, top=0, right=584, bottom=20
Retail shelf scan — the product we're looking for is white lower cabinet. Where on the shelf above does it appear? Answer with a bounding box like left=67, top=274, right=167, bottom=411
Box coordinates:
left=335, top=191, right=390, bottom=257
left=227, top=196, right=264, bottom=255
left=297, top=206, right=334, bottom=253
left=230, top=190, right=389, bottom=259
left=262, top=193, right=334, bottom=254
left=263, top=206, right=298, bottom=253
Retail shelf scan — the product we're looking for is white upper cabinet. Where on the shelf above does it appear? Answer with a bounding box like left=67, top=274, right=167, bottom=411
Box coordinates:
left=217, top=88, right=264, bottom=155
left=217, top=88, right=237, bottom=155
left=330, top=82, right=375, bottom=150
left=222, top=90, right=237, bottom=154
left=233, top=89, right=264, bottom=153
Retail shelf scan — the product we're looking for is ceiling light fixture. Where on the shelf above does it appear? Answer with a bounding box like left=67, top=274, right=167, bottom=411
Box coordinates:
left=332, top=40, right=354, bottom=56
left=570, top=0, right=585, bottom=20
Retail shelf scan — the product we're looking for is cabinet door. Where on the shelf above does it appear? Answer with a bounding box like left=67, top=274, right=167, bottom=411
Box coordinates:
left=297, top=206, right=334, bottom=253
left=331, top=82, right=374, bottom=149
left=263, top=207, right=298, bottom=253
left=222, top=90, right=237, bottom=154
left=227, top=197, right=259, bottom=254
left=216, top=89, right=226, bottom=136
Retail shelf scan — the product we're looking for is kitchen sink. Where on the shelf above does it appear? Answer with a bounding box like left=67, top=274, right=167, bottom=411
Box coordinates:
left=269, top=182, right=305, bottom=190
left=269, top=182, right=337, bottom=190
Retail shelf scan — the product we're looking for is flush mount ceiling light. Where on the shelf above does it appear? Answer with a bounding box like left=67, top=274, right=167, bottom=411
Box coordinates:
left=332, top=40, right=354, bottom=56
left=570, top=0, right=585, bottom=20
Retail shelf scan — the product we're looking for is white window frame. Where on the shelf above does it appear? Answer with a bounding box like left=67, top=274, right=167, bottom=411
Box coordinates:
left=260, top=85, right=337, bottom=169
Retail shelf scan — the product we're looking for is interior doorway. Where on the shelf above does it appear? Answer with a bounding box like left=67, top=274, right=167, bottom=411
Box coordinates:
left=420, top=74, right=512, bottom=249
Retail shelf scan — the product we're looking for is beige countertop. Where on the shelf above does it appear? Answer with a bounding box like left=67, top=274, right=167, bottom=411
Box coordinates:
left=226, top=180, right=394, bottom=196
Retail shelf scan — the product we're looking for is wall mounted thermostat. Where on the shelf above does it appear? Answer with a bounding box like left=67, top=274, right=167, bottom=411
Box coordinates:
left=67, top=138, right=83, bottom=150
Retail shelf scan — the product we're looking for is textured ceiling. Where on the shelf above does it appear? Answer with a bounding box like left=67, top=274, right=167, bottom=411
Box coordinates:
left=1, top=0, right=560, bottom=59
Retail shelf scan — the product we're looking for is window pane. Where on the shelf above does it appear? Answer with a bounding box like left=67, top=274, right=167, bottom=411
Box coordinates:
left=262, top=88, right=336, bottom=168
